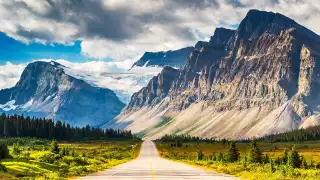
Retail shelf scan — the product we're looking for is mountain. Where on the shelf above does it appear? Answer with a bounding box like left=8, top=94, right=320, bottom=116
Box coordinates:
left=131, top=47, right=194, bottom=68
left=0, top=61, right=125, bottom=126
left=110, top=9, right=320, bottom=139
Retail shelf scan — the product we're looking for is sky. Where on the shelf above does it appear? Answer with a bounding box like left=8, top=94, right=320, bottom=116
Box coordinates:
left=1, top=0, right=320, bottom=92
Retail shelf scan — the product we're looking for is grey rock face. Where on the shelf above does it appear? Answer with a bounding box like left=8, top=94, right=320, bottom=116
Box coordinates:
left=0, top=61, right=125, bottom=126
left=131, top=47, right=194, bottom=68
left=121, top=9, right=320, bottom=137
left=124, top=66, right=178, bottom=113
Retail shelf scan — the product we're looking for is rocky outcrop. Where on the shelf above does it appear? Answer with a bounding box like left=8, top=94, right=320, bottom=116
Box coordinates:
left=124, top=66, right=178, bottom=112
left=0, top=61, right=125, bottom=126
left=131, top=47, right=194, bottom=68
left=113, top=9, right=320, bottom=139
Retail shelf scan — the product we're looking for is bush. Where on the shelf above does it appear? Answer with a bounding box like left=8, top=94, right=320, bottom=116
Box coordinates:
left=11, top=142, right=22, bottom=156
left=38, top=152, right=61, bottom=164
left=0, top=162, right=7, bottom=172
left=68, top=166, right=89, bottom=176
left=0, top=143, right=11, bottom=159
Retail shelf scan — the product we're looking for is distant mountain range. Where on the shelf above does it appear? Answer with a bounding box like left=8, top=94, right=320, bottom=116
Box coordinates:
left=131, top=47, right=194, bottom=69
left=110, top=9, right=320, bottom=139
left=0, top=61, right=125, bottom=127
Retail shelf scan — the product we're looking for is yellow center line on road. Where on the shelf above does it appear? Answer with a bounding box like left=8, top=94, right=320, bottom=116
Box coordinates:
left=149, top=161, right=155, bottom=180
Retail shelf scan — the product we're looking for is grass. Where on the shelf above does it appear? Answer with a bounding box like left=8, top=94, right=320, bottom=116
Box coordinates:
left=0, top=138, right=141, bottom=180
left=155, top=141, right=320, bottom=180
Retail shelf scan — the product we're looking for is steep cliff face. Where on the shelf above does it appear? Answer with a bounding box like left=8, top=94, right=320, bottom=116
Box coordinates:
left=124, top=66, right=178, bottom=113
left=0, top=61, right=125, bottom=126
left=112, top=9, right=320, bottom=139
left=131, top=47, right=194, bottom=68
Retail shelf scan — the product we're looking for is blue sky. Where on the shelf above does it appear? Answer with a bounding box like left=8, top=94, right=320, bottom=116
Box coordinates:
left=0, top=33, right=86, bottom=65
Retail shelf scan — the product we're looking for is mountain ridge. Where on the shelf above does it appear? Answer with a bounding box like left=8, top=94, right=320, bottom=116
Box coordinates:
left=111, top=9, right=320, bottom=139
left=131, top=46, right=194, bottom=69
left=0, top=61, right=125, bottom=126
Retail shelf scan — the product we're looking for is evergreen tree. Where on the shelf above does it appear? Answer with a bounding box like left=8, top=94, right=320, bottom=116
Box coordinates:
left=248, top=138, right=262, bottom=163
left=270, top=159, right=275, bottom=173
left=282, top=149, right=289, bottom=164
left=263, top=154, right=270, bottom=164
left=287, top=146, right=301, bottom=168
left=300, top=156, right=308, bottom=169
left=197, top=150, right=204, bottom=160
left=0, top=113, right=135, bottom=140
left=227, top=141, right=240, bottom=162
left=210, top=152, right=216, bottom=161
left=218, top=152, right=224, bottom=162
left=50, top=140, right=59, bottom=154
left=243, top=155, right=247, bottom=169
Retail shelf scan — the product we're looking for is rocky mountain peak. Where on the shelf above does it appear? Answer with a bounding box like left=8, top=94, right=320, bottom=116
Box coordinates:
left=131, top=47, right=194, bottom=68
left=114, top=9, right=320, bottom=140
left=209, top=27, right=235, bottom=47
left=229, top=9, right=320, bottom=49
left=0, top=61, right=125, bottom=126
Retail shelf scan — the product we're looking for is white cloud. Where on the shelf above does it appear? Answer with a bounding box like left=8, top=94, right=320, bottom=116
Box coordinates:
left=54, top=59, right=163, bottom=103
left=1, top=0, right=320, bottom=61
left=0, top=62, right=27, bottom=90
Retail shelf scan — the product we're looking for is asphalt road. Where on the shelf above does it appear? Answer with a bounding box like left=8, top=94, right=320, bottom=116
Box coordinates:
left=78, top=141, right=240, bottom=179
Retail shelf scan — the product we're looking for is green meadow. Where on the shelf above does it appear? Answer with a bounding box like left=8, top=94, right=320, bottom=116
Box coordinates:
left=0, top=138, right=141, bottom=180
left=155, top=140, right=320, bottom=180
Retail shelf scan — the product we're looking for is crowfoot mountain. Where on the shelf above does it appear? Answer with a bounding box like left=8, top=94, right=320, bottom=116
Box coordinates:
left=0, top=61, right=125, bottom=126
left=110, top=9, right=320, bottom=139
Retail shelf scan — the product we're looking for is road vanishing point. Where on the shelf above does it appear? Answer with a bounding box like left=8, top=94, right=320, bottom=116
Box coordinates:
left=79, top=141, right=240, bottom=180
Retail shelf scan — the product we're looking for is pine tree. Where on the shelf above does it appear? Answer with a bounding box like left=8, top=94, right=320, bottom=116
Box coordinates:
left=248, top=138, right=262, bottom=163
left=197, top=150, right=204, bottom=160
left=287, top=146, right=301, bottom=168
left=263, top=154, right=270, bottom=164
left=218, top=152, right=224, bottom=162
left=50, top=140, right=59, bottom=154
left=282, top=149, right=289, bottom=164
left=227, top=141, right=240, bottom=162
left=270, top=159, right=275, bottom=173
left=210, top=152, right=216, bottom=161
left=300, top=156, right=308, bottom=169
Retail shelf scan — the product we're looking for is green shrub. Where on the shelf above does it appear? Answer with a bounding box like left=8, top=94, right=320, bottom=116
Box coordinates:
left=0, top=143, right=11, bottom=159
left=11, top=142, right=22, bottom=156
left=50, top=140, right=59, bottom=154
left=68, top=166, right=88, bottom=176
left=0, top=162, right=7, bottom=172
left=38, top=152, right=60, bottom=164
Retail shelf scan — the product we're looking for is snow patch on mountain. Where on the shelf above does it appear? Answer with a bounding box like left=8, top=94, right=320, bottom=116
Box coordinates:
left=0, top=100, right=17, bottom=111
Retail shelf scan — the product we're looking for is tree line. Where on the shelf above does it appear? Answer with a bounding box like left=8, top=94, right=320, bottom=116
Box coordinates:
left=0, top=113, right=135, bottom=140
left=158, top=124, right=320, bottom=143
left=258, top=125, right=320, bottom=142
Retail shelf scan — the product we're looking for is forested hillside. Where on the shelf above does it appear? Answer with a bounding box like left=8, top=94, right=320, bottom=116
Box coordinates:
left=0, top=113, right=134, bottom=140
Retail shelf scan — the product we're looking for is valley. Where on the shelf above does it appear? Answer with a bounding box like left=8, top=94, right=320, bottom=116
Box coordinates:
left=1, top=2, right=320, bottom=179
